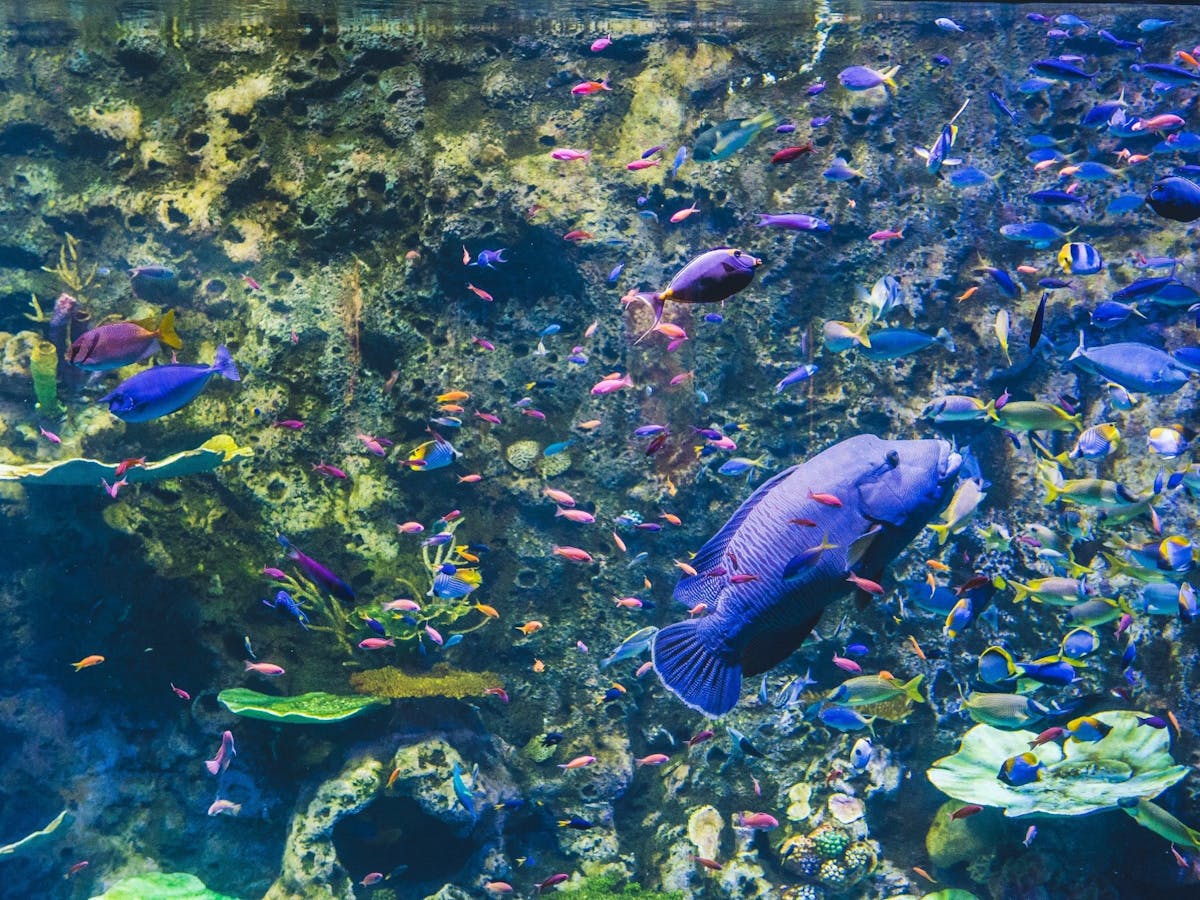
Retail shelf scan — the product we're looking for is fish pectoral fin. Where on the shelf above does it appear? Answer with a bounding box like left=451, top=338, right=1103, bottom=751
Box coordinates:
left=741, top=612, right=824, bottom=677
left=847, top=525, right=883, bottom=568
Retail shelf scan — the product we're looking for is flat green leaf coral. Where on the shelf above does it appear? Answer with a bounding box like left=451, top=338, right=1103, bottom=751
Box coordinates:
left=217, top=689, right=388, bottom=724
left=0, top=434, right=251, bottom=484
left=0, top=809, right=71, bottom=858
left=927, top=710, right=1187, bottom=817
left=92, top=871, right=238, bottom=899
left=348, top=662, right=503, bottom=699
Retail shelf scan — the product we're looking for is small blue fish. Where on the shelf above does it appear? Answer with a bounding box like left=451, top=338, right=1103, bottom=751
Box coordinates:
left=670, top=146, right=687, bottom=178
left=1059, top=626, right=1099, bottom=659
left=451, top=762, right=477, bottom=818
left=543, top=440, right=573, bottom=456
left=775, top=364, right=818, bottom=393
left=857, top=328, right=954, bottom=360
left=430, top=416, right=462, bottom=428
left=718, top=457, right=765, bottom=476
left=819, top=705, right=875, bottom=732
left=263, top=590, right=310, bottom=630
left=1017, top=77, right=1056, bottom=94
left=704, top=313, right=724, bottom=324
left=999, top=221, right=1071, bottom=248
left=1028, top=189, right=1084, bottom=206
left=947, top=167, right=995, bottom=188
left=607, top=263, right=624, bottom=283
left=810, top=115, right=832, bottom=128
left=540, top=324, right=562, bottom=337
left=362, top=615, right=384, bottom=636
left=935, top=16, right=964, bottom=32
left=823, top=157, right=864, bottom=181
left=988, top=91, right=1019, bottom=124
left=998, top=752, right=1044, bottom=786
left=932, top=54, right=951, bottom=68
left=775, top=123, right=796, bottom=133
left=470, top=249, right=507, bottom=268
left=1106, top=195, right=1143, bottom=215
left=844, top=643, right=869, bottom=657
left=975, top=266, right=1019, bottom=297
left=1091, top=300, right=1142, bottom=329
left=430, top=563, right=479, bottom=599
left=100, top=346, right=240, bottom=422
left=1138, top=18, right=1174, bottom=33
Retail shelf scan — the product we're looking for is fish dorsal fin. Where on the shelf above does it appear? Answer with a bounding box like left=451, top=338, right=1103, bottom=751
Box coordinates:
left=847, top=524, right=882, bottom=568
left=686, top=465, right=797, bottom=576
left=675, top=465, right=796, bottom=607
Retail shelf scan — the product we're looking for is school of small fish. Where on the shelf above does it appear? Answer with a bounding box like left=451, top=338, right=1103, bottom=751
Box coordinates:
left=30, top=6, right=1200, bottom=897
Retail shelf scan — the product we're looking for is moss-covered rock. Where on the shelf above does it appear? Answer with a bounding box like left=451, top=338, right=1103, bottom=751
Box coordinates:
left=348, top=663, right=502, bottom=699
left=924, top=800, right=1002, bottom=869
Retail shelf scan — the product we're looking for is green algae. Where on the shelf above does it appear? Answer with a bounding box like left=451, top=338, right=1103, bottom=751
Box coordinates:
left=558, top=873, right=684, bottom=900
left=0, top=434, right=251, bottom=484
left=92, top=871, right=238, bottom=900
left=348, top=662, right=502, bottom=699
left=217, top=688, right=388, bottom=724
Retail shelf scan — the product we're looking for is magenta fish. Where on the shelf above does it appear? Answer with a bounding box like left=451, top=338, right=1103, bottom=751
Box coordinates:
left=67, top=311, right=182, bottom=371
left=278, top=535, right=355, bottom=602
left=205, top=730, right=236, bottom=775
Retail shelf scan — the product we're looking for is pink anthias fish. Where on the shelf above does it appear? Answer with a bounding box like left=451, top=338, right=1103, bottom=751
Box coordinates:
left=736, top=812, right=780, bottom=830
left=550, top=148, right=591, bottom=161
left=670, top=203, right=699, bottom=223
left=832, top=654, right=862, bottom=673
left=101, top=477, right=128, bottom=499
left=312, top=462, right=348, bottom=479
left=626, top=158, right=660, bottom=171
left=553, top=545, right=594, bottom=563
left=273, top=419, right=305, bottom=429
left=590, top=34, right=612, bottom=52
left=425, top=625, right=444, bottom=646
left=868, top=226, right=905, bottom=242
left=170, top=683, right=191, bottom=700
left=205, top=730, right=236, bottom=775
left=359, top=637, right=395, bottom=650
left=556, top=507, right=596, bottom=524
left=39, top=426, right=61, bottom=444
left=559, top=755, right=597, bottom=770
left=355, top=433, right=394, bottom=457
left=635, top=753, right=670, bottom=767
left=396, top=522, right=425, bottom=534
left=245, top=661, right=285, bottom=676
left=670, top=371, right=694, bottom=386
left=471, top=336, right=496, bottom=351
left=591, top=373, right=632, bottom=395
left=242, top=273, right=261, bottom=290
left=382, top=598, right=421, bottom=612
left=208, top=799, right=242, bottom=816
left=263, top=567, right=289, bottom=580
left=544, top=488, right=575, bottom=507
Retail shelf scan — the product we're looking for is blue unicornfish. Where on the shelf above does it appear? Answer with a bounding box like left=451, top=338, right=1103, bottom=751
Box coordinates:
left=100, top=345, right=240, bottom=422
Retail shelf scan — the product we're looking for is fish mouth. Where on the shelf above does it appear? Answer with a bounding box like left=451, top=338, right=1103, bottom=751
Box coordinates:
left=939, top=444, right=964, bottom=482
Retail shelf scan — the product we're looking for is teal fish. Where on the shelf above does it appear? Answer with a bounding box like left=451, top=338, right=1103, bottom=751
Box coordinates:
left=693, top=112, right=779, bottom=162
left=599, top=626, right=658, bottom=669
left=856, top=327, right=955, bottom=360
left=451, top=762, right=477, bottom=819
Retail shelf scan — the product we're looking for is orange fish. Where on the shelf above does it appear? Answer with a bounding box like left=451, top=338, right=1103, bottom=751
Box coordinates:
left=515, top=621, right=543, bottom=636
left=913, top=866, right=937, bottom=884
left=532, top=658, right=545, bottom=673
left=956, top=286, right=978, bottom=303
left=611, top=531, right=627, bottom=553
left=72, top=655, right=105, bottom=671
left=440, top=403, right=465, bottom=413
left=807, top=489, right=842, bottom=507
left=660, top=513, right=682, bottom=526
left=386, top=767, right=401, bottom=789
left=926, top=559, right=951, bottom=572
left=1178, top=50, right=1200, bottom=68
left=437, top=390, right=471, bottom=402
left=674, top=559, right=698, bottom=576
left=462, top=245, right=470, bottom=265
left=474, top=602, right=499, bottom=618
left=908, top=635, right=927, bottom=661
left=1016, top=264, right=1039, bottom=275
left=466, top=283, right=494, bottom=302
left=577, top=419, right=603, bottom=430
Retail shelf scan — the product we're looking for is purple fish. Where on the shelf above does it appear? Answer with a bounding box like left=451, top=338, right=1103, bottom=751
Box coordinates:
left=652, top=435, right=961, bottom=716
left=100, top=345, right=239, bottom=421
left=278, top=534, right=356, bottom=602
left=67, top=310, right=182, bottom=371
left=838, top=65, right=898, bottom=91
left=634, top=424, right=668, bottom=437
left=755, top=213, right=830, bottom=232
left=630, top=248, right=761, bottom=341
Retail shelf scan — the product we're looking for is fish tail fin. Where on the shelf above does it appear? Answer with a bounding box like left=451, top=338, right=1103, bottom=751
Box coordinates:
left=752, top=110, right=781, bottom=130
left=902, top=674, right=926, bottom=703
left=157, top=309, right=183, bottom=349
left=984, top=400, right=999, bottom=421
left=204, top=759, right=220, bottom=775
left=1010, top=582, right=1031, bottom=603
left=1041, top=478, right=1062, bottom=504
left=853, top=324, right=872, bottom=348
left=633, top=293, right=666, bottom=345
left=935, top=327, right=956, bottom=352
left=212, top=345, right=241, bottom=382
left=1069, top=330, right=1086, bottom=361
left=881, top=65, right=900, bottom=90
left=652, top=619, right=741, bottom=717
left=927, top=522, right=951, bottom=546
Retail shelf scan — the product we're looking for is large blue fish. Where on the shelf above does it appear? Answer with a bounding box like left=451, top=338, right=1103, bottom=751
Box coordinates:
left=630, top=248, right=762, bottom=341
left=652, top=435, right=962, bottom=716
left=100, top=345, right=239, bottom=422
left=1069, top=333, right=1191, bottom=395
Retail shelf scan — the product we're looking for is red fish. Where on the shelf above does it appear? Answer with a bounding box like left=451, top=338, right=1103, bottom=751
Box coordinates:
left=563, top=230, right=593, bottom=242
left=114, top=457, right=146, bottom=477
left=950, top=804, right=983, bottom=820
left=1027, top=726, right=1066, bottom=749
left=466, top=283, right=494, bottom=302
left=807, top=489, right=842, bottom=507
left=771, top=141, right=815, bottom=164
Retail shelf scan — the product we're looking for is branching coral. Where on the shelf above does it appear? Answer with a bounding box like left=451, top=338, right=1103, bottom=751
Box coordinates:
left=40, top=233, right=97, bottom=300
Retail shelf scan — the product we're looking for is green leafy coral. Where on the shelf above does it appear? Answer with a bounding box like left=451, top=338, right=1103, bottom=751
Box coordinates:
left=93, top=871, right=237, bottom=899
left=0, top=434, right=251, bottom=484
left=217, top=688, right=388, bottom=724
left=927, top=710, right=1187, bottom=817
left=348, top=662, right=502, bottom=699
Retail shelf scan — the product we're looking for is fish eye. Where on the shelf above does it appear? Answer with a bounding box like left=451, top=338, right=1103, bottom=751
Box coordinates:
left=733, top=250, right=742, bottom=257
left=886, top=450, right=899, bottom=467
